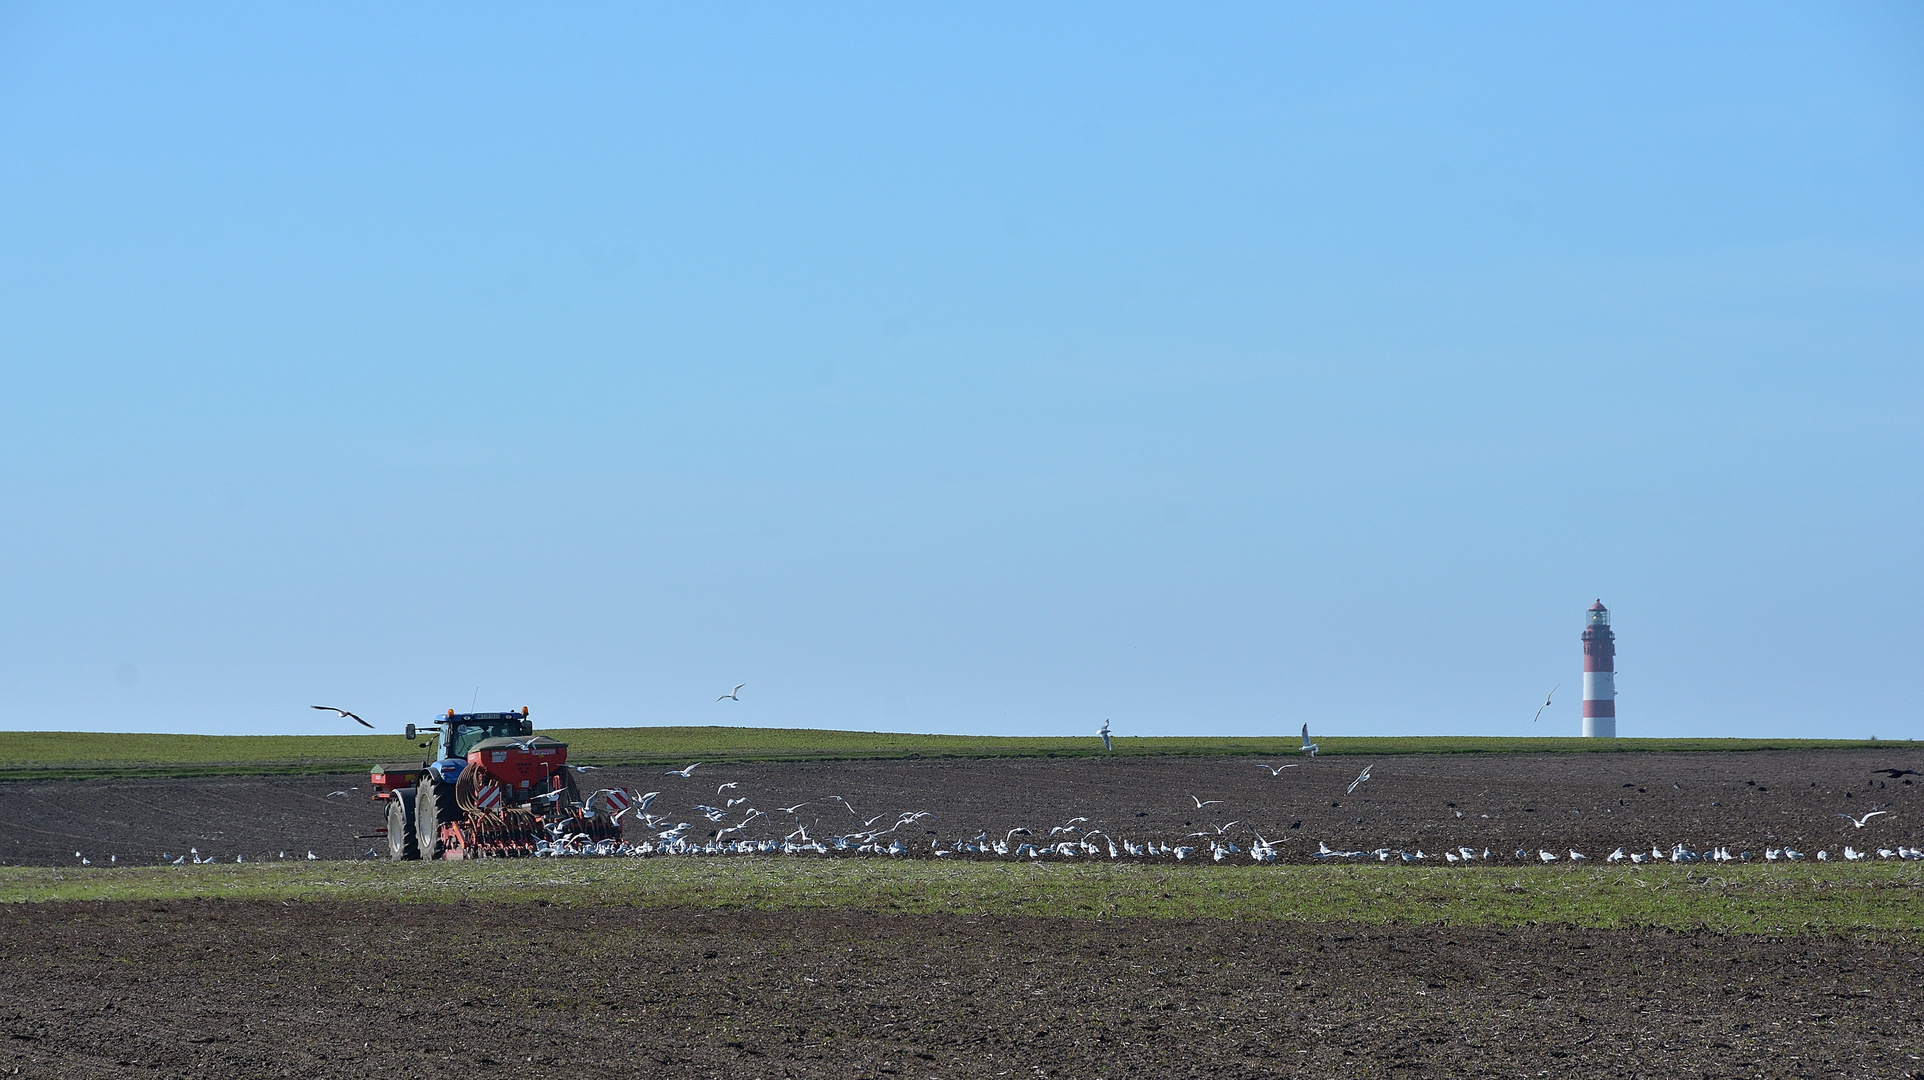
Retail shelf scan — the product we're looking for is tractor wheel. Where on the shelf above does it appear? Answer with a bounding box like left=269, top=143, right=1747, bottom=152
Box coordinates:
left=387, top=795, right=419, bottom=861
left=416, top=777, right=460, bottom=860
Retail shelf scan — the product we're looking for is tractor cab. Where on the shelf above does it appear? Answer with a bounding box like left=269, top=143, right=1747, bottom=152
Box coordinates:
left=434, top=709, right=535, bottom=759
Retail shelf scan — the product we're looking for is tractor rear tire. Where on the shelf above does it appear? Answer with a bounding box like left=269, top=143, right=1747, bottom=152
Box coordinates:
left=416, top=777, right=460, bottom=860
left=387, top=795, right=419, bottom=861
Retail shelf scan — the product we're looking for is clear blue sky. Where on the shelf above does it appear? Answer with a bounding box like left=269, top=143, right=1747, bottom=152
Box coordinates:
left=2, top=5, right=1919, bottom=739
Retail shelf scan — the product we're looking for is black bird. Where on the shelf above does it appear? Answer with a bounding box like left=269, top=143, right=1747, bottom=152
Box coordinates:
left=312, top=705, right=373, bottom=729
left=1873, top=768, right=1921, bottom=779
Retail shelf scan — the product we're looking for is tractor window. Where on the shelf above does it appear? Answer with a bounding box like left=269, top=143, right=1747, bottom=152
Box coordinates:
left=448, top=721, right=521, bottom=759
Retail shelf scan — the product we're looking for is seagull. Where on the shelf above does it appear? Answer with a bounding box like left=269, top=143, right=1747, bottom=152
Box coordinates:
left=717, top=782, right=739, bottom=795
left=1254, top=763, right=1300, bottom=776
left=1532, top=684, right=1560, bottom=723
left=325, top=788, right=357, bottom=798
left=1189, top=795, right=1224, bottom=809
left=1346, top=765, right=1372, bottom=795
left=666, top=763, right=702, bottom=777
left=717, top=684, right=745, bottom=702
left=572, top=765, right=601, bottom=772
left=1299, top=723, right=1319, bottom=757
left=827, top=796, right=856, bottom=815
left=312, top=705, right=374, bottom=729
left=777, top=803, right=810, bottom=814
left=1837, top=810, right=1890, bottom=828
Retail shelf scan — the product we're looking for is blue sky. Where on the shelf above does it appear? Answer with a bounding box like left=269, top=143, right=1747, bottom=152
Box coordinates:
left=2, top=5, right=1919, bottom=738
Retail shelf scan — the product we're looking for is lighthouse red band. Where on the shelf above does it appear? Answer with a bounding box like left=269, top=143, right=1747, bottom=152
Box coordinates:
left=1581, top=600, right=1616, bottom=738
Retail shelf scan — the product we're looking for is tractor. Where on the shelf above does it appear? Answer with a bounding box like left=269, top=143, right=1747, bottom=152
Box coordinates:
left=369, top=708, right=621, bottom=860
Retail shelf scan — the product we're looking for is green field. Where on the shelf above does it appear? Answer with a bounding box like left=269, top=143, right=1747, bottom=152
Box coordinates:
left=0, top=727, right=1906, bottom=780
left=2, top=860, right=1916, bottom=939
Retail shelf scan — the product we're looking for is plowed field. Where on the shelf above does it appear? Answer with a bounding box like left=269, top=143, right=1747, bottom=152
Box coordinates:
left=6, top=749, right=1917, bottom=866
left=4, top=901, right=1920, bottom=1079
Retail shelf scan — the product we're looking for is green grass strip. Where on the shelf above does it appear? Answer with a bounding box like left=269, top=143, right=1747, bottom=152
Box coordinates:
left=1, top=727, right=1910, bottom=780
left=3, top=861, right=1917, bottom=940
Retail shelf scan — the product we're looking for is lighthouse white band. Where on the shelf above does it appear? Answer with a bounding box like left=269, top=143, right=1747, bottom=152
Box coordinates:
left=1582, top=717, right=1617, bottom=738
left=1582, top=671, right=1614, bottom=702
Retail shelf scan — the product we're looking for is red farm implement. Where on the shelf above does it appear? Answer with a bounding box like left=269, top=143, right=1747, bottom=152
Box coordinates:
left=370, top=708, right=622, bottom=860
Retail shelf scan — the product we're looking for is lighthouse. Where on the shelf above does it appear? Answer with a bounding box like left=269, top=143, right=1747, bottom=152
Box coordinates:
left=1581, top=600, right=1616, bottom=737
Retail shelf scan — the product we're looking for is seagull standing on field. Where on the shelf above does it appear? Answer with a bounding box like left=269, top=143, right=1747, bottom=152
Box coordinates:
left=1532, top=684, right=1559, bottom=724
left=717, top=684, right=745, bottom=702
left=312, top=705, right=373, bottom=729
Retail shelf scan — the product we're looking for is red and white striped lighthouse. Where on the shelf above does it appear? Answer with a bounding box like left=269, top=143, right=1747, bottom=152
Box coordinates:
left=1581, top=600, right=1616, bottom=738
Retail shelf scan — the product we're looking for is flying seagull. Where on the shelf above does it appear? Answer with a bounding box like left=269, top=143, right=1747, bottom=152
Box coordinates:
left=1299, top=724, right=1319, bottom=757
left=312, top=705, right=373, bottom=729
left=717, top=684, right=745, bottom=702
left=1532, top=684, right=1560, bottom=723
left=1837, top=810, right=1890, bottom=828
left=1190, top=795, right=1224, bottom=809
left=665, top=763, right=702, bottom=777
left=1254, top=763, right=1300, bottom=776
left=325, top=788, right=357, bottom=798
left=1346, top=765, right=1373, bottom=795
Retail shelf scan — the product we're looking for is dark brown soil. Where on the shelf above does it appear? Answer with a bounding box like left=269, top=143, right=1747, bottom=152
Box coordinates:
left=3, top=901, right=1920, bottom=1079
left=6, top=750, right=1918, bottom=866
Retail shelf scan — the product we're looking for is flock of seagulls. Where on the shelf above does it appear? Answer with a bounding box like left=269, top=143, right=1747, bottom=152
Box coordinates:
left=78, top=848, right=325, bottom=866
left=491, top=757, right=1917, bottom=866
left=1301, top=841, right=1924, bottom=864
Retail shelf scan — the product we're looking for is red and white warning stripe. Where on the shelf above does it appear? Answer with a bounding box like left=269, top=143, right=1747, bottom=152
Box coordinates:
left=475, top=783, right=504, bottom=812
left=589, top=788, right=632, bottom=818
